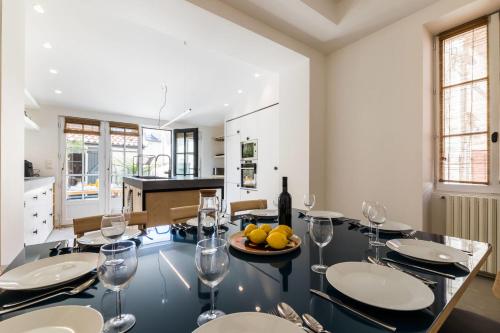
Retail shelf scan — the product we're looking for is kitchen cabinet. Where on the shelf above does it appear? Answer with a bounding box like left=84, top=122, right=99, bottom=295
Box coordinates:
left=24, top=177, right=55, bottom=245
left=224, top=104, right=279, bottom=211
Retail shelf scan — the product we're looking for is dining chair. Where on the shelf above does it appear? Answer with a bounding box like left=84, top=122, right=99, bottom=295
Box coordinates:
left=230, top=199, right=267, bottom=216
left=439, top=272, right=500, bottom=332
left=73, top=211, right=148, bottom=237
left=170, top=205, right=199, bottom=224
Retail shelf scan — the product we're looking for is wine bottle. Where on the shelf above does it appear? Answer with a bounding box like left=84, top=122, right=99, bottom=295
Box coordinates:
left=278, top=177, right=292, bottom=227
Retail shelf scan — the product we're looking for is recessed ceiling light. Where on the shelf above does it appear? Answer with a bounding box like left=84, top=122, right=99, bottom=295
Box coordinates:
left=254, top=73, right=261, bottom=78
left=33, top=4, right=45, bottom=14
left=43, top=42, right=52, bottom=49
left=224, top=103, right=229, bottom=107
left=54, top=89, right=62, bottom=94
left=49, top=69, right=58, bottom=74
left=237, top=89, right=243, bottom=94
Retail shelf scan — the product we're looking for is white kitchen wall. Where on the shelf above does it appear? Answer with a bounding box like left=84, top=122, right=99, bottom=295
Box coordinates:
left=24, top=104, right=222, bottom=226
left=0, top=0, right=25, bottom=265
left=325, top=0, right=497, bottom=231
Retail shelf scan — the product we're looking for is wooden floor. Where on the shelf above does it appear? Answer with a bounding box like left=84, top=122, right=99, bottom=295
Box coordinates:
left=46, top=228, right=500, bottom=322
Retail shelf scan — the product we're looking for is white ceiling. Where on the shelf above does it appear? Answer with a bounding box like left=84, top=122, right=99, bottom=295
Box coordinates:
left=220, top=0, right=441, bottom=52
left=25, top=0, right=295, bottom=126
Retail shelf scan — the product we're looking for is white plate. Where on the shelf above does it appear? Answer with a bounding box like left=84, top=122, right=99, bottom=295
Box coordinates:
left=0, top=305, right=103, bottom=333
left=359, top=219, right=413, bottom=233
left=386, top=239, right=469, bottom=264
left=326, top=262, right=434, bottom=311
left=193, top=312, right=304, bottom=333
left=186, top=216, right=228, bottom=227
left=306, top=210, right=344, bottom=219
left=248, top=209, right=278, bottom=218
left=77, top=226, right=142, bottom=246
left=0, top=253, right=98, bottom=290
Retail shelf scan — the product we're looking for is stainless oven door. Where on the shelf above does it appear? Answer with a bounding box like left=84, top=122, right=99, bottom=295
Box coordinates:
left=241, top=140, right=257, bottom=160
left=240, top=163, right=257, bottom=189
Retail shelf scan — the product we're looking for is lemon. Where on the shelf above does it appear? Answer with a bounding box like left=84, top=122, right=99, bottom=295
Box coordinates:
left=266, top=232, right=288, bottom=250
left=244, top=223, right=258, bottom=237
left=259, top=224, right=272, bottom=234
left=270, top=225, right=293, bottom=239
left=248, top=229, right=267, bottom=244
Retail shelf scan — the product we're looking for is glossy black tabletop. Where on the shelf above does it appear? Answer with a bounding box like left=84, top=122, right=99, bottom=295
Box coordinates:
left=0, top=210, right=491, bottom=332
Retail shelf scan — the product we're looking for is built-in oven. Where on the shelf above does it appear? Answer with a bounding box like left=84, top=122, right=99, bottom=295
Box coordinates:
left=240, top=161, right=257, bottom=189
left=241, top=140, right=258, bottom=160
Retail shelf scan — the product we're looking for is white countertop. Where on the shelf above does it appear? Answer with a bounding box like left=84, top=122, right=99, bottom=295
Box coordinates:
left=24, top=176, right=55, bottom=192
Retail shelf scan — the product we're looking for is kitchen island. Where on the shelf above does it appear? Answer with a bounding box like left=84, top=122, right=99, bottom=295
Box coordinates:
left=123, top=176, right=224, bottom=226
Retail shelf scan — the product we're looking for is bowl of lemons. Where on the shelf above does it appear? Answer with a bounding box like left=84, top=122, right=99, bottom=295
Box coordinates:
left=228, top=223, right=302, bottom=256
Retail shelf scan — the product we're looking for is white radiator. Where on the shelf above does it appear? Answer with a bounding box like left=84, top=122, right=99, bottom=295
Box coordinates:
left=444, top=194, right=498, bottom=274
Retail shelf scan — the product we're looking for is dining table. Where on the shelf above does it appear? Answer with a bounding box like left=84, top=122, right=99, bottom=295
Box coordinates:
left=0, top=209, right=491, bottom=332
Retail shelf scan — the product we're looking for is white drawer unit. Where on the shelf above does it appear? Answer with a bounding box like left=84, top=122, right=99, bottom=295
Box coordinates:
left=24, top=178, right=55, bottom=245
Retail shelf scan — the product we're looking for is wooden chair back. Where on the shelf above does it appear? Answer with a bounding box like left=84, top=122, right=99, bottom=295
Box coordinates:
left=73, top=211, right=148, bottom=237
left=493, top=271, right=500, bottom=299
left=170, top=205, right=199, bottom=224
left=230, top=199, right=267, bottom=216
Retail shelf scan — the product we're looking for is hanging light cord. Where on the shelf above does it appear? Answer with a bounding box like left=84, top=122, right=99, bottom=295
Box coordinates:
left=158, top=85, right=168, bottom=128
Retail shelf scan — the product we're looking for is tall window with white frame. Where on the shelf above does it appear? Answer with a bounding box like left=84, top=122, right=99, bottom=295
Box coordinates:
left=110, top=122, right=139, bottom=209
left=439, top=17, right=489, bottom=184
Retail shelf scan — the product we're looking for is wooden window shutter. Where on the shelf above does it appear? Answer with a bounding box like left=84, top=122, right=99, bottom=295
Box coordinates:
left=109, top=121, right=140, bottom=136
left=64, top=117, right=100, bottom=135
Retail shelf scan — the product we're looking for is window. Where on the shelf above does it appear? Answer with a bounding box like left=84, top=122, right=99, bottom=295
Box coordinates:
left=174, top=128, right=198, bottom=176
left=141, top=127, right=172, bottom=176
left=64, top=117, right=100, bottom=200
left=110, top=122, right=139, bottom=201
left=439, top=17, right=489, bottom=184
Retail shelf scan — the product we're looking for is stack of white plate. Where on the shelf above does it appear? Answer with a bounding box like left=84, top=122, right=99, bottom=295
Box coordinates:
left=358, top=219, right=413, bottom=233
left=193, top=312, right=303, bottom=333
left=248, top=209, right=278, bottom=218
left=0, top=253, right=98, bottom=290
left=306, top=210, right=344, bottom=219
left=325, top=262, right=435, bottom=311
left=77, top=226, right=141, bottom=246
left=0, top=305, right=103, bottom=333
left=386, top=239, right=469, bottom=264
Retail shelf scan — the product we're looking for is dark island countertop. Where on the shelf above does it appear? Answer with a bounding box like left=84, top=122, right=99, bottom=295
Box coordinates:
left=123, top=176, right=224, bottom=191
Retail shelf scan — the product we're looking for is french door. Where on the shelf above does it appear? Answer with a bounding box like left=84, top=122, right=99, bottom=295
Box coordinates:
left=59, top=118, right=140, bottom=225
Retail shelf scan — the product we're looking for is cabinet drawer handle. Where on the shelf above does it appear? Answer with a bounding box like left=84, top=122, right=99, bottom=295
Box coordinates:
left=42, top=191, right=47, bottom=195
left=237, top=167, right=240, bottom=170
left=49, top=213, right=53, bottom=216
left=33, top=195, right=38, bottom=200
left=137, top=192, right=141, bottom=197
left=33, top=212, right=38, bottom=217
left=237, top=130, right=240, bottom=134
left=247, top=191, right=250, bottom=194
left=33, top=229, right=38, bottom=235
left=42, top=220, right=47, bottom=224
left=274, top=166, right=278, bottom=170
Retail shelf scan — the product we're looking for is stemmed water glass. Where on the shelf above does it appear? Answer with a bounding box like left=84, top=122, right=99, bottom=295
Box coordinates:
left=309, top=217, right=333, bottom=274
left=368, top=202, right=387, bottom=247
left=361, top=201, right=375, bottom=237
left=195, top=238, right=230, bottom=326
left=303, top=194, right=316, bottom=221
left=101, top=210, right=127, bottom=244
left=97, top=240, right=138, bottom=333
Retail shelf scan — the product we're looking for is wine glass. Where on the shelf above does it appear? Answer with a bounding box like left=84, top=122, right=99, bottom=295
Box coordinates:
left=309, top=217, right=333, bottom=274
left=303, top=194, right=316, bottom=221
left=97, top=240, right=138, bottom=333
left=101, top=211, right=127, bottom=243
left=361, top=201, right=375, bottom=237
left=195, top=238, right=230, bottom=326
left=368, top=202, right=387, bottom=247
